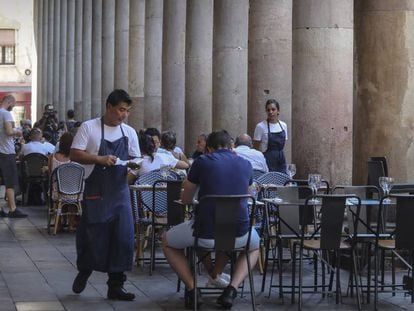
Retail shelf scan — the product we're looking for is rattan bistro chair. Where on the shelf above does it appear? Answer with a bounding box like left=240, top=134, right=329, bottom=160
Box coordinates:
left=190, top=194, right=257, bottom=311
left=47, top=163, right=84, bottom=235
left=132, top=169, right=179, bottom=273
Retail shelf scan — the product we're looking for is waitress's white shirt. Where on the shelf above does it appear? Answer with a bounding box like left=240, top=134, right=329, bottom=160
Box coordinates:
left=71, top=118, right=141, bottom=178
left=253, top=120, right=288, bottom=152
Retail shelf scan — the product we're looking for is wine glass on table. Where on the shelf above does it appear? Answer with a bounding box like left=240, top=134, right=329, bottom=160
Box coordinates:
left=379, top=176, right=394, bottom=204
left=286, top=164, right=297, bottom=186
left=308, top=173, right=322, bottom=204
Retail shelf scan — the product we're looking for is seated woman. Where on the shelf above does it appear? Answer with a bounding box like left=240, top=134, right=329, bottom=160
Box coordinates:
left=48, top=132, right=73, bottom=173
left=131, top=133, right=188, bottom=178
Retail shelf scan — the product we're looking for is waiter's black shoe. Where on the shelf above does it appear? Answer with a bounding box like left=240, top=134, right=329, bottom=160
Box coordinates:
left=107, top=286, right=135, bottom=301
left=72, top=270, right=92, bottom=294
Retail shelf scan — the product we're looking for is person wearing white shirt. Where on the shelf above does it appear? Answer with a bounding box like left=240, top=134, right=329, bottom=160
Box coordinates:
left=70, top=89, right=141, bottom=301
left=20, top=128, right=56, bottom=156
left=253, top=99, right=288, bottom=173
left=234, top=134, right=269, bottom=173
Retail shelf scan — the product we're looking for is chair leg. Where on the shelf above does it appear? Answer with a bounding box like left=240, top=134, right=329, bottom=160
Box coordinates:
left=246, top=251, right=257, bottom=311
left=261, top=235, right=270, bottom=293
left=367, top=243, right=372, bottom=304
left=150, top=222, right=156, bottom=275
left=391, top=251, right=395, bottom=296
left=298, top=244, right=303, bottom=311
left=374, top=244, right=379, bottom=311
left=352, top=248, right=362, bottom=311
left=291, top=243, right=297, bottom=304
left=278, top=241, right=284, bottom=299
left=380, top=249, right=385, bottom=291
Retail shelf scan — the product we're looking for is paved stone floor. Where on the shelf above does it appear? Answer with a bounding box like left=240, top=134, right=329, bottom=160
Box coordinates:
left=0, top=205, right=413, bottom=310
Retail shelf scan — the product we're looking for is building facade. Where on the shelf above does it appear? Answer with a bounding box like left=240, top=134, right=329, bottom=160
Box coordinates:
left=0, top=0, right=34, bottom=124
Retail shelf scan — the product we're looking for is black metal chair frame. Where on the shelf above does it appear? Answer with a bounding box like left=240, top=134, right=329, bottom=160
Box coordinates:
left=190, top=194, right=257, bottom=311
left=261, top=185, right=313, bottom=300
left=371, top=194, right=414, bottom=310
left=20, top=153, right=49, bottom=206
left=292, top=194, right=362, bottom=311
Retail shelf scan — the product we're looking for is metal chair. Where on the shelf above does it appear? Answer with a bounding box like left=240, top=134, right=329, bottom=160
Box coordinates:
left=292, top=194, right=362, bottom=310
left=132, top=169, right=179, bottom=273
left=191, top=194, right=257, bottom=311
left=47, top=163, right=84, bottom=235
left=372, top=194, right=414, bottom=309
left=261, top=185, right=313, bottom=300
left=20, top=153, right=49, bottom=206
left=256, top=171, right=290, bottom=186
left=367, top=160, right=386, bottom=194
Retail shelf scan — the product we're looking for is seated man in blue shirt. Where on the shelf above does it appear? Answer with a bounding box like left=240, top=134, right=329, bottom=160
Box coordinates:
left=162, top=130, right=260, bottom=309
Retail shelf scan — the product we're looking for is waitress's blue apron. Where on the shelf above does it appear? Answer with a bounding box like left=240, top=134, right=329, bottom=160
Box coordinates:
left=263, top=120, right=287, bottom=173
left=76, top=119, right=134, bottom=273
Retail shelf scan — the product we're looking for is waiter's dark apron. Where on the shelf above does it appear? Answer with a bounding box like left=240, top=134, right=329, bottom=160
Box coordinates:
left=263, top=120, right=287, bottom=173
left=76, top=119, right=134, bottom=273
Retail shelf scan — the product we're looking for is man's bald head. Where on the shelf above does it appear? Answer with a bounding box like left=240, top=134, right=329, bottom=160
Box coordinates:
left=1, top=95, right=16, bottom=110
left=235, top=133, right=252, bottom=148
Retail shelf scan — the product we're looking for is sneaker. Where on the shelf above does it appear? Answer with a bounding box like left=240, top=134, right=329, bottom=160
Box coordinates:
left=217, top=285, right=237, bottom=309
left=220, top=273, right=231, bottom=283
left=206, top=274, right=229, bottom=288
left=8, top=209, right=27, bottom=218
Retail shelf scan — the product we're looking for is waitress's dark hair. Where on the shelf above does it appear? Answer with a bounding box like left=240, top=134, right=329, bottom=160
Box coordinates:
left=58, top=132, right=74, bottom=156
left=265, top=99, right=280, bottom=110
left=106, top=89, right=132, bottom=107
left=206, top=130, right=231, bottom=150
left=138, top=131, right=155, bottom=162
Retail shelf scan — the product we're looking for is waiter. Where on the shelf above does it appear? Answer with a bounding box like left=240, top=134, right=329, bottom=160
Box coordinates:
left=253, top=99, right=288, bottom=173
left=70, top=89, right=141, bottom=300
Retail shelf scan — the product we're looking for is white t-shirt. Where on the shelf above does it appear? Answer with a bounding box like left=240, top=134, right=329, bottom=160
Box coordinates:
left=21, top=141, right=56, bottom=156
left=253, top=120, right=288, bottom=152
left=71, top=118, right=141, bottom=178
left=136, top=153, right=179, bottom=176
left=0, top=108, right=15, bottom=154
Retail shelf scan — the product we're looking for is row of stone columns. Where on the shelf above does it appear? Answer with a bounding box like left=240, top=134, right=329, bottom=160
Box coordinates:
left=33, top=0, right=414, bottom=184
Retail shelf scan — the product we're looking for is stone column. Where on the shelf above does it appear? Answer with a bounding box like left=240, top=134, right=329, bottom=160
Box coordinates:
left=114, top=0, right=129, bottom=90
left=144, top=0, right=163, bottom=130
left=128, top=0, right=145, bottom=130
left=52, top=0, right=60, bottom=110
left=34, top=0, right=43, bottom=120
left=292, top=0, right=354, bottom=186
left=212, top=0, right=249, bottom=138
left=102, top=0, right=115, bottom=114
left=355, top=1, right=414, bottom=183
left=66, top=0, right=75, bottom=113
left=248, top=0, right=292, bottom=161
left=41, top=0, right=49, bottom=110
left=58, top=0, right=67, bottom=121
left=91, top=0, right=102, bottom=118
left=82, top=0, right=92, bottom=120
left=47, top=0, right=54, bottom=106
left=74, top=0, right=83, bottom=120
left=162, top=0, right=186, bottom=148
left=185, top=0, right=213, bottom=154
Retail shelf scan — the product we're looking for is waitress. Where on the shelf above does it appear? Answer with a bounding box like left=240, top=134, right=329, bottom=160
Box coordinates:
left=253, top=99, right=288, bottom=173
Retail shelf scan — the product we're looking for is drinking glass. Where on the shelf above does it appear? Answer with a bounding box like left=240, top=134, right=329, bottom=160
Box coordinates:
left=286, top=164, right=297, bottom=186
left=160, top=165, right=169, bottom=179
left=308, top=173, right=322, bottom=203
left=379, top=176, right=394, bottom=204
